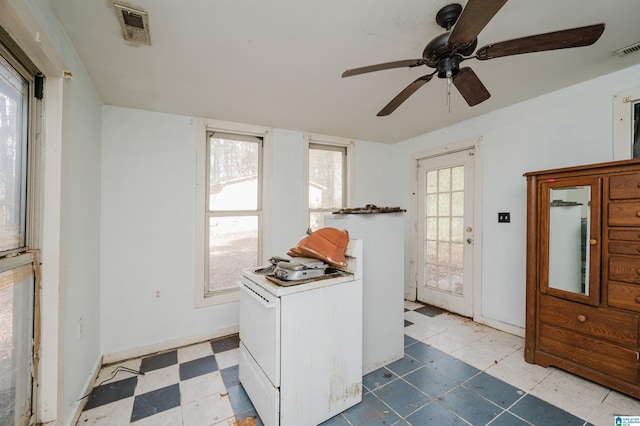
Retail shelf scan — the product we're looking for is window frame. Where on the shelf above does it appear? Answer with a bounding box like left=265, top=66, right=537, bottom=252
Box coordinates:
left=195, top=119, right=271, bottom=307
left=613, top=87, right=640, bottom=160
left=304, top=133, right=354, bottom=230
left=0, top=32, right=41, bottom=257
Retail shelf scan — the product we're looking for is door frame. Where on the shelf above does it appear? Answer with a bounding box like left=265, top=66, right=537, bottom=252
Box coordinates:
left=409, top=137, right=483, bottom=321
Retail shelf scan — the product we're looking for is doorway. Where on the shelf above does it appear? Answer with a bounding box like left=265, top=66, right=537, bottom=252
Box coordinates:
left=416, top=147, right=475, bottom=317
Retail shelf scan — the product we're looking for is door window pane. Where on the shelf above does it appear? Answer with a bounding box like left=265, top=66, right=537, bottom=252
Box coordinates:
left=424, top=165, right=465, bottom=293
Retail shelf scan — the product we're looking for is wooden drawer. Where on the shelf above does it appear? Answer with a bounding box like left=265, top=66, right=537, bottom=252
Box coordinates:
left=610, top=172, right=640, bottom=199
left=609, top=241, right=640, bottom=256
left=609, top=228, right=640, bottom=241
left=538, top=323, right=638, bottom=383
left=609, top=281, right=640, bottom=313
left=609, top=202, right=640, bottom=227
left=609, top=256, right=640, bottom=284
left=539, top=294, right=638, bottom=347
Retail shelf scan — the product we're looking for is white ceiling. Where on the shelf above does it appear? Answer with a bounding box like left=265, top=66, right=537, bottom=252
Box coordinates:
left=50, top=0, right=640, bottom=144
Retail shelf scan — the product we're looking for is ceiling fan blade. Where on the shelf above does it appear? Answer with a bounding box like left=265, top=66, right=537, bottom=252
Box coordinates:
left=448, top=0, right=508, bottom=47
left=342, top=59, right=425, bottom=77
left=475, top=23, right=605, bottom=60
left=453, top=67, right=490, bottom=106
left=377, top=73, right=435, bottom=116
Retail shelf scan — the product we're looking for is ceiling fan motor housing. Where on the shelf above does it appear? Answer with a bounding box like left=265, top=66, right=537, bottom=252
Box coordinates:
left=437, top=56, right=461, bottom=78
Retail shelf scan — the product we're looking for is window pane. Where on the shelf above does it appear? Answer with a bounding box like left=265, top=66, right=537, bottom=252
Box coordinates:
left=451, top=191, right=464, bottom=216
left=438, top=193, right=450, bottom=216
left=309, top=148, right=344, bottom=209
left=426, top=170, right=438, bottom=194
left=309, top=143, right=347, bottom=231
left=310, top=212, right=327, bottom=230
left=0, top=263, right=33, bottom=424
left=309, top=147, right=343, bottom=209
left=451, top=166, right=464, bottom=191
left=209, top=137, right=259, bottom=211
left=438, top=168, right=450, bottom=192
left=426, top=194, right=437, bottom=216
left=438, top=217, right=450, bottom=242
left=0, top=57, right=27, bottom=252
left=208, top=216, right=258, bottom=293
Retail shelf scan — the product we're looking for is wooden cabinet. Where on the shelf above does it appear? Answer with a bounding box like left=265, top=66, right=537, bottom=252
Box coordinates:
left=525, top=159, right=640, bottom=399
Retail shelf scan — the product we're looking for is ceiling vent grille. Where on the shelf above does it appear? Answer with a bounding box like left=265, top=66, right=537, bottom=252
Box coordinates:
left=114, top=3, right=151, bottom=45
left=615, top=41, right=640, bottom=57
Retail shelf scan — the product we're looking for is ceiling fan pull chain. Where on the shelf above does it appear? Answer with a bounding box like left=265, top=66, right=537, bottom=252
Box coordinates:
left=446, top=70, right=452, bottom=113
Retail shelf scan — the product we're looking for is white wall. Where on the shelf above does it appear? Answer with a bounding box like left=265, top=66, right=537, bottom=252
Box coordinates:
left=3, top=0, right=104, bottom=424
left=391, top=63, right=640, bottom=330
left=100, top=109, right=393, bottom=357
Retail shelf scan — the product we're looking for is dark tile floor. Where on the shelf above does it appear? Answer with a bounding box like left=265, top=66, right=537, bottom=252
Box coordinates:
left=77, top=305, right=609, bottom=425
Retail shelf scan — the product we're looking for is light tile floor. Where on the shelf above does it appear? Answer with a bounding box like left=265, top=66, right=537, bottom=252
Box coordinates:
left=76, top=301, right=640, bottom=425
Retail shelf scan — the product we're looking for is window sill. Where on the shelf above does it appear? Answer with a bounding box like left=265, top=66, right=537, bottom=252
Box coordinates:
left=195, top=287, right=239, bottom=308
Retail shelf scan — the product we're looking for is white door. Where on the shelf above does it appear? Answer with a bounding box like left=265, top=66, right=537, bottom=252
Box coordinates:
left=417, top=149, right=474, bottom=317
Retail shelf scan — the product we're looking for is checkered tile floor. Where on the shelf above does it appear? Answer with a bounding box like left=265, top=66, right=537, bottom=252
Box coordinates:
left=77, top=303, right=635, bottom=425
left=77, top=335, right=257, bottom=425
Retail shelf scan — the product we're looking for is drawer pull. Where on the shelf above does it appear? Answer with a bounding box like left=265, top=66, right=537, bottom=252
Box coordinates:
left=577, top=315, right=587, bottom=323
left=589, top=239, right=597, bottom=245
left=636, top=296, right=640, bottom=304
left=637, top=182, right=640, bottom=188
left=636, top=211, right=640, bottom=217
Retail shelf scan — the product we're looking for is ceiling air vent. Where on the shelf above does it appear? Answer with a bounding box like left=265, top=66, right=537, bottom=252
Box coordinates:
left=615, top=41, right=640, bottom=57
left=114, top=3, right=151, bottom=45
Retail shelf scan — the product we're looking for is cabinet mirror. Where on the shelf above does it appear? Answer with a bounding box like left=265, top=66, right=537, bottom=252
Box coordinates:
left=548, top=186, right=591, bottom=295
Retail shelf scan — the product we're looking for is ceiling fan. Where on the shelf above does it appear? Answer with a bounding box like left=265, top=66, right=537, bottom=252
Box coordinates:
left=342, top=0, right=605, bottom=116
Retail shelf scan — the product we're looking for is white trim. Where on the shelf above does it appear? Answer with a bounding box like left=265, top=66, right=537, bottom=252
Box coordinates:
left=66, top=355, right=102, bottom=426
left=613, top=87, right=640, bottom=160
left=194, top=118, right=272, bottom=308
left=474, top=315, right=524, bottom=338
left=409, top=137, right=483, bottom=321
left=102, top=325, right=239, bottom=365
left=38, top=77, right=64, bottom=424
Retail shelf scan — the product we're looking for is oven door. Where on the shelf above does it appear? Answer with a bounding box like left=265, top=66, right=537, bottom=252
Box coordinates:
left=239, top=276, right=281, bottom=387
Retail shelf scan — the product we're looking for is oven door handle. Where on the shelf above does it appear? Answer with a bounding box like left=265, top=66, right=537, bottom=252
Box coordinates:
left=241, top=282, right=277, bottom=310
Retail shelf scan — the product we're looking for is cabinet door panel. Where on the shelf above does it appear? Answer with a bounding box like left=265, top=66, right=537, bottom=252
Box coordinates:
left=538, top=324, right=638, bottom=383
left=539, top=294, right=638, bottom=347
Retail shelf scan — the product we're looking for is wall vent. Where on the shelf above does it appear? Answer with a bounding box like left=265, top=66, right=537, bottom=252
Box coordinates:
left=615, top=41, right=640, bottom=57
left=114, top=3, right=151, bottom=45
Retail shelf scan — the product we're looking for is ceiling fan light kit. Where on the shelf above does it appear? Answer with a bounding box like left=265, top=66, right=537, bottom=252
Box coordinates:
left=342, top=0, right=605, bottom=116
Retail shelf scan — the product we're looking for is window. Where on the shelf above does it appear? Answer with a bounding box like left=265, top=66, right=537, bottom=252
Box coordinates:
left=196, top=120, right=269, bottom=306
left=206, top=132, right=262, bottom=296
left=613, top=87, right=640, bottom=160
left=307, top=134, right=353, bottom=230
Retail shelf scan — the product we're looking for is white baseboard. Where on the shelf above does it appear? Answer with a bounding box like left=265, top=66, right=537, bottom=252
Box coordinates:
left=473, top=314, right=525, bottom=338
left=66, top=355, right=103, bottom=426
left=102, top=325, right=240, bottom=365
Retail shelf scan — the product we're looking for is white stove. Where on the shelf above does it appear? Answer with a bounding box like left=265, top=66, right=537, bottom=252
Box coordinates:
left=239, top=239, right=363, bottom=426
